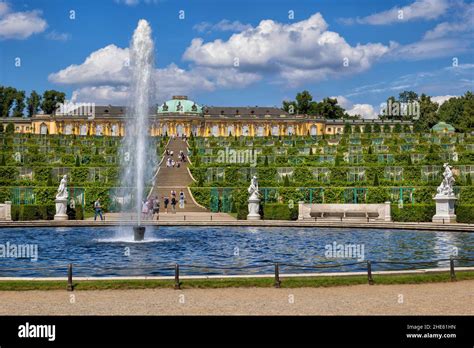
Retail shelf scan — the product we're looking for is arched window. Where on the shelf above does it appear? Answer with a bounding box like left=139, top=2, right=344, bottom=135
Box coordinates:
left=40, top=123, right=48, bottom=135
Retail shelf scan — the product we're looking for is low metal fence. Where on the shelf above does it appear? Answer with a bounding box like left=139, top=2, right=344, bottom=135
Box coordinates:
left=1, top=257, right=473, bottom=291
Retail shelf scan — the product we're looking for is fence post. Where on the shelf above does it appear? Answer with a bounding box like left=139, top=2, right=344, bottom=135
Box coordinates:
left=367, top=260, right=374, bottom=285
left=274, top=263, right=281, bottom=288
left=450, top=257, right=456, bottom=282
left=174, top=264, right=181, bottom=290
left=67, top=263, right=74, bottom=291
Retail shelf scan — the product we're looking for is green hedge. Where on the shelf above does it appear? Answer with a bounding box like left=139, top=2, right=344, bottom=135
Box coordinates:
left=391, top=204, right=474, bottom=223
left=456, top=205, right=474, bottom=223
left=262, top=203, right=298, bottom=220
left=11, top=205, right=55, bottom=221
left=11, top=204, right=84, bottom=220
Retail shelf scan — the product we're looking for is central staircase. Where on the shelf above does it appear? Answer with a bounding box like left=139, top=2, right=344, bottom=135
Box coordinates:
left=149, top=137, right=207, bottom=212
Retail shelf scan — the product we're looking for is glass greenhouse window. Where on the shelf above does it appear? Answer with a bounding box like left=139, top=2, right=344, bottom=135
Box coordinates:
left=311, top=167, right=330, bottom=182
left=421, top=165, right=442, bottom=181
left=384, top=166, right=403, bottom=181
left=347, top=167, right=365, bottom=182
left=277, top=167, right=294, bottom=181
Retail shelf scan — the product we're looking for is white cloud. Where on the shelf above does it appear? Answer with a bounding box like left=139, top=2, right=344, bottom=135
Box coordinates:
left=184, top=13, right=391, bottom=86
left=423, top=2, right=474, bottom=39
left=342, top=0, right=449, bottom=25
left=71, top=86, right=130, bottom=105
left=389, top=37, right=470, bottom=60
left=114, top=0, right=160, bottom=5
left=193, top=20, right=252, bottom=33
left=49, top=44, right=131, bottom=85
left=0, top=4, right=47, bottom=40
left=49, top=43, right=259, bottom=104
left=331, top=95, right=378, bottom=119
left=46, top=30, right=71, bottom=42
left=431, top=95, right=458, bottom=105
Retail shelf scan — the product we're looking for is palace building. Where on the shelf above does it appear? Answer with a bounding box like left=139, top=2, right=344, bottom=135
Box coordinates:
left=1, top=96, right=413, bottom=137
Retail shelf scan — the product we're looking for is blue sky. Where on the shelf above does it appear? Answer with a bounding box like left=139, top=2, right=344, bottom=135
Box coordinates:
left=0, top=0, right=473, bottom=118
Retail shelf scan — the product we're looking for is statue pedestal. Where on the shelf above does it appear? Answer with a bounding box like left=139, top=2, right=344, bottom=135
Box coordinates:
left=54, top=198, right=68, bottom=221
left=432, top=194, right=457, bottom=223
left=247, top=197, right=261, bottom=220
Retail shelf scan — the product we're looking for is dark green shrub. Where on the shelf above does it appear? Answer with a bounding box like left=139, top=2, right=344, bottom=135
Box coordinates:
left=391, top=204, right=435, bottom=222
left=456, top=205, right=474, bottom=223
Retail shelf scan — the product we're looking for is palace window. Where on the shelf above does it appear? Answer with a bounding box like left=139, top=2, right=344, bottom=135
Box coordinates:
left=271, top=125, right=279, bottom=136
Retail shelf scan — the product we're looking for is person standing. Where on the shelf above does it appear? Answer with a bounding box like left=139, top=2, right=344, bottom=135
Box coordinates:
left=179, top=190, right=185, bottom=209
left=94, top=198, right=103, bottom=221
left=171, top=196, right=177, bottom=214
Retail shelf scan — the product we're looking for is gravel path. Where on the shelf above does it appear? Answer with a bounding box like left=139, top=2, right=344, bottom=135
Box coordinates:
left=0, top=281, right=472, bottom=315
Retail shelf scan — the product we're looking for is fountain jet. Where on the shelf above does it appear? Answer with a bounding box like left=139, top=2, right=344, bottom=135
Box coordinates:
left=120, top=19, right=156, bottom=241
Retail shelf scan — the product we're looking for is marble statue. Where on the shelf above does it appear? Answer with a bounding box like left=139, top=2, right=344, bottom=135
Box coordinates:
left=247, top=176, right=261, bottom=220
left=54, top=175, right=69, bottom=220
left=56, top=175, right=69, bottom=200
left=436, top=163, right=455, bottom=197
left=432, top=163, right=457, bottom=223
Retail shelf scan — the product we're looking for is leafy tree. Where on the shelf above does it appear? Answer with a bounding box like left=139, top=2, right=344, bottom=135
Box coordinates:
left=316, top=98, right=345, bottom=119
left=295, top=90, right=314, bottom=114
left=13, top=90, right=25, bottom=117
left=343, top=123, right=352, bottom=134
left=283, top=175, right=290, bottom=187
left=414, top=94, right=439, bottom=132
left=5, top=123, right=14, bottom=134
left=0, top=86, right=18, bottom=117
left=398, top=91, right=419, bottom=103
left=373, top=172, right=379, bottom=186
left=27, top=90, right=42, bottom=117
left=41, top=90, right=65, bottom=115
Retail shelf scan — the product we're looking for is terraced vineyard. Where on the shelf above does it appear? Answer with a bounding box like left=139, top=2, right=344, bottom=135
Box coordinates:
left=188, top=132, right=474, bottom=222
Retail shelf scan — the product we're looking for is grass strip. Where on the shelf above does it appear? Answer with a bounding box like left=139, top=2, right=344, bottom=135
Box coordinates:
left=0, top=271, right=472, bottom=291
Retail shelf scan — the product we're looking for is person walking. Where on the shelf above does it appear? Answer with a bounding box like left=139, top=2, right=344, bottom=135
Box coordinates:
left=141, top=200, right=149, bottom=220
left=94, top=198, right=103, bottom=221
left=171, top=196, right=177, bottom=214
left=164, top=196, right=169, bottom=213
left=152, top=196, right=160, bottom=219
left=179, top=190, right=185, bottom=209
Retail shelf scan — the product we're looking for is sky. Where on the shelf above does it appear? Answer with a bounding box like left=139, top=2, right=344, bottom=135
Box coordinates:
left=0, top=0, right=473, bottom=118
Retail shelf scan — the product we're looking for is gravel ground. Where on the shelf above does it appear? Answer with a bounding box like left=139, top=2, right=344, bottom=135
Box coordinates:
left=0, top=281, right=472, bottom=315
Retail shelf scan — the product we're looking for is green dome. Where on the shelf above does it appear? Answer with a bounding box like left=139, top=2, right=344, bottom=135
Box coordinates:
left=431, top=122, right=455, bottom=133
left=157, top=96, right=202, bottom=114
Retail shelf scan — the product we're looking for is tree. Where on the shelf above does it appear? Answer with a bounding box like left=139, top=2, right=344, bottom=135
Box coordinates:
left=394, top=123, right=402, bottom=133
left=41, top=90, right=65, bottom=115
left=383, top=124, right=391, bottom=133
left=27, top=90, right=42, bottom=117
left=373, top=124, right=381, bottom=133
left=414, top=94, right=439, bottom=132
left=13, top=90, right=25, bottom=117
left=282, top=100, right=297, bottom=115
left=398, top=91, right=419, bottom=103
left=0, top=86, right=18, bottom=117
left=5, top=123, right=14, bottom=134
left=295, top=90, right=313, bottom=114
left=316, top=98, right=345, bottom=119
left=373, top=172, right=379, bottom=186
left=283, top=175, right=290, bottom=187
left=344, top=123, right=352, bottom=134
